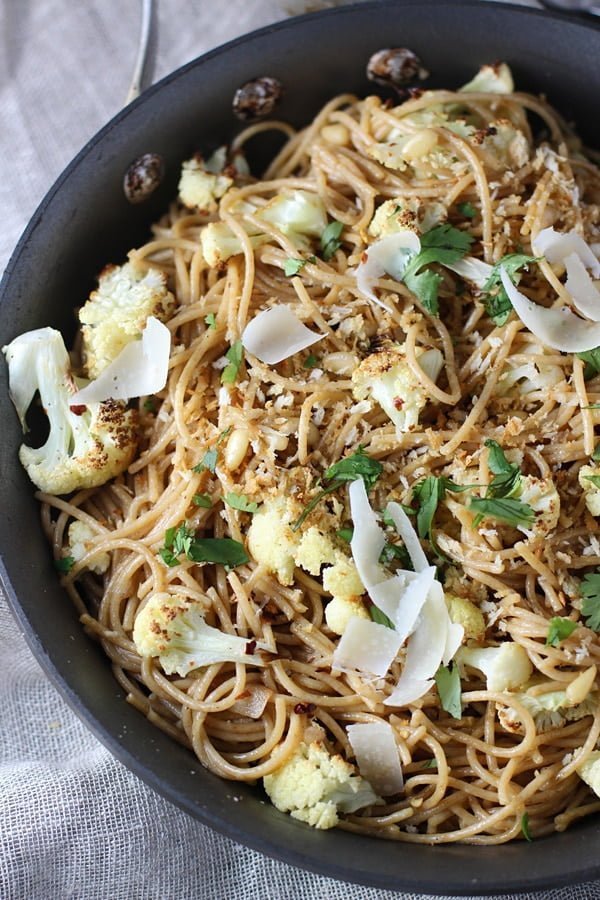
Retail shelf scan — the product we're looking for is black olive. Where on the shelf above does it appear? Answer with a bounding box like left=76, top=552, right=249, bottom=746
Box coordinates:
left=366, top=48, right=429, bottom=91
left=123, top=153, right=164, bottom=204
left=232, top=76, right=283, bottom=121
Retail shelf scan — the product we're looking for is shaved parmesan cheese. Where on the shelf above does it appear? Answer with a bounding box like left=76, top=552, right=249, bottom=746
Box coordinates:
left=386, top=501, right=429, bottom=572
left=241, top=305, right=323, bottom=365
left=369, top=566, right=436, bottom=645
left=444, top=256, right=493, bottom=289
left=533, top=227, right=600, bottom=278
left=500, top=268, right=600, bottom=352
left=565, top=252, right=600, bottom=321
left=349, top=479, right=387, bottom=588
left=72, top=316, right=170, bottom=403
left=443, top=621, right=465, bottom=666
left=332, top=617, right=403, bottom=677
left=355, top=231, right=421, bottom=311
left=347, top=722, right=404, bottom=795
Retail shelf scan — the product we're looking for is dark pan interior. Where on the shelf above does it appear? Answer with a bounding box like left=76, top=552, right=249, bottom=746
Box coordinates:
left=1, top=1, right=600, bottom=893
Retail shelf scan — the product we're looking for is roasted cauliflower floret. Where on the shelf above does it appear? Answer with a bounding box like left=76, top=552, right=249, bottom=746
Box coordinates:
left=445, top=593, right=485, bottom=642
left=368, top=198, right=446, bottom=240
left=322, top=553, right=367, bottom=635
left=178, top=156, right=233, bottom=212
left=2, top=327, right=138, bottom=495
left=132, top=592, right=269, bottom=676
left=579, top=465, right=600, bottom=517
left=352, top=343, right=443, bottom=435
left=518, top=475, right=560, bottom=537
left=577, top=750, right=600, bottom=798
left=460, top=62, right=514, bottom=94
left=498, top=685, right=597, bottom=735
left=79, top=261, right=175, bottom=378
left=456, top=642, right=533, bottom=693
left=325, top=595, right=370, bottom=636
left=263, top=740, right=378, bottom=830
left=294, top=527, right=337, bottom=575
left=247, top=497, right=301, bottom=586
left=67, top=520, right=110, bottom=575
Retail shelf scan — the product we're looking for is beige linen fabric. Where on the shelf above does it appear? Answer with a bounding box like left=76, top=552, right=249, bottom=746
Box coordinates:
left=3, top=1, right=600, bottom=898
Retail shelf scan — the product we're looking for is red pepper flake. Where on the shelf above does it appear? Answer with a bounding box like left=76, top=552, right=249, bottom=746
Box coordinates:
left=70, top=404, right=87, bottom=416
left=393, top=396, right=404, bottom=410
left=294, top=702, right=316, bottom=715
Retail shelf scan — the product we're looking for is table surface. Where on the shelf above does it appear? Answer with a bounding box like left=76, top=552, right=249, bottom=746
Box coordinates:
left=2, top=1, right=600, bottom=898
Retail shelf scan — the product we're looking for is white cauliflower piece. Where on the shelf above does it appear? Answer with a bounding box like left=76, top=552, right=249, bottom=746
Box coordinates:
left=579, top=465, right=600, bottom=517
left=3, top=327, right=138, bottom=495
left=577, top=750, right=600, bottom=797
left=67, top=521, right=110, bottom=575
left=294, top=527, right=337, bottom=575
left=263, top=741, right=378, bottom=829
left=498, top=686, right=597, bottom=735
left=178, top=157, right=233, bottom=212
left=496, top=358, right=564, bottom=397
left=79, top=262, right=176, bottom=378
left=368, top=198, right=446, bottom=240
left=456, top=642, right=533, bottom=692
left=257, top=189, right=328, bottom=245
left=323, top=553, right=367, bottom=635
left=325, top=595, right=369, bottom=636
left=132, top=592, right=269, bottom=676
left=473, top=120, right=530, bottom=172
left=460, top=63, right=514, bottom=94
left=352, top=343, right=443, bottom=435
left=445, top=593, right=485, bottom=642
left=518, top=475, right=560, bottom=537
left=247, top=497, right=301, bottom=586
left=200, top=222, right=268, bottom=268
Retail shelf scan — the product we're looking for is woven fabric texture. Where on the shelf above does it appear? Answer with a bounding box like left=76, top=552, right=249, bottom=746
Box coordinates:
left=3, top=1, right=599, bottom=898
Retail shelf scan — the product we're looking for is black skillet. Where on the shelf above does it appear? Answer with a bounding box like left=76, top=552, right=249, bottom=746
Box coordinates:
left=1, top=1, right=599, bottom=894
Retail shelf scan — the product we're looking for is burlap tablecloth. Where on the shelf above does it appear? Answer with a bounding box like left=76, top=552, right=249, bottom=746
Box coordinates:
left=2, top=1, right=599, bottom=897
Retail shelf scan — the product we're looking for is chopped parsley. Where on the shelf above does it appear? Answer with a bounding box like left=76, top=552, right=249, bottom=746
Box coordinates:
left=468, top=496, right=535, bottom=529
left=221, top=341, right=244, bottom=385
left=546, top=617, right=578, bottom=647
left=379, top=541, right=412, bottom=570
left=204, top=313, right=217, bottom=330
left=580, top=573, right=600, bottom=632
left=593, top=444, right=600, bottom=463
left=143, top=397, right=156, bottom=413
left=521, top=812, right=533, bottom=843
left=303, top=353, right=319, bottom=369
left=192, top=493, right=212, bottom=508
left=435, top=663, right=463, bottom=719
left=484, top=439, right=521, bottom=499
left=421, top=758, right=438, bottom=770
left=336, top=527, right=353, bottom=543
left=577, top=347, right=600, bottom=380
left=457, top=201, right=476, bottom=219
left=284, top=256, right=316, bottom=277
left=481, top=253, right=539, bottom=327
left=402, top=224, right=474, bottom=315
left=55, top=556, right=75, bottom=573
left=291, top=446, right=383, bottom=531
left=192, top=427, right=232, bottom=474
left=369, top=604, right=395, bottom=630
left=412, top=475, right=471, bottom=547
left=320, top=220, right=344, bottom=261
left=583, top=474, right=600, bottom=488
left=225, top=492, right=259, bottom=513
left=159, top=522, right=249, bottom=569
left=470, top=440, right=534, bottom=528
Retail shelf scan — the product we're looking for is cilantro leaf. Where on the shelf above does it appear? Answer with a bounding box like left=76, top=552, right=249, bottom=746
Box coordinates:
left=402, top=224, right=474, bottom=315
left=336, top=527, right=353, bottom=543
left=369, top=604, right=395, bottom=629
left=521, top=812, right=533, bottom=843
left=303, top=353, right=319, bottom=369
left=412, top=476, right=471, bottom=543
left=481, top=254, right=539, bottom=327
left=458, top=201, right=476, bottom=219
left=546, top=617, right=578, bottom=647
left=159, top=522, right=248, bottom=568
left=484, top=439, right=521, bottom=499
left=192, top=493, right=212, bottom=508
left=55, top=556, right=75, bottom=573
left=580, top=573, right=600, bottom=632
left=320, top=221, right=344, bottom=261
left=469, top=497, right=535, bottom=528
left=593, top=444, right=600, bottom=463
left=577, top=348, right=600, bottom=380
left=143, top=397, right=156, bottom=413
left=204, top=313, right=217, bottom=329
left=435, top=663, right=462, bottom=719
left=284, top=257, right=308, bottom=277
left=192, top=427, right=232, bottom=474
left=225, top=492, right=259, bottom=514
left=221, top=341, right=244, bottom=385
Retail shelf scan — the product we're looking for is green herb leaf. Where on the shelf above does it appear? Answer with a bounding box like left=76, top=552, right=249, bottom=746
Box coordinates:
left=421, top=758, right=438, bottom=770
left=481, top=254, right=539, bottom=327
left=204, top=313, right=217, bottom=329
left=458, top=201, right=476, bottom=218
left=324, top=447, right=383, bottom=490
left=221, top=340, right=244, bottom=385
left=584, top=475, right=600, bottom=488
left=192, top=427, right=232, bottom=474
left=159, top=523, right=195, bottom=567
left=320, top=221, right=344, bottom=261
left=284, top=257, right=308, bottom=277
left=581, top=573, right=600, bottom=632
left=225, top=492, right=259, bottom=514
left=186, top=537, right=249, bottom=567
left=484, top=438, right=521, bottom=499
left=577, top=347, right=600, bottom=380
left=192, top=493, right=212, bottom=508
left=143, top=397, right=156, bottom=413
left=546, top=616, right=578, bottom=647
left=55, top=556, right=75, bottom=573
left=369, top=604, right=395, bottom=630
left=435, top=663, right=462, bottom=719
left=303, top=353, right=319, bottom=369
left=593, top=444, right=600, bottom=463
left=336, top=527, right=354, bottom=543
left=521, top=812, right=533, bottom=843
left=469, top=496, right=535, bottom=528
left=379, top=541, right=412, bottom=570
left=402, top=224, right=474, bottom=316
left=412, top=476, right=471, bottom=542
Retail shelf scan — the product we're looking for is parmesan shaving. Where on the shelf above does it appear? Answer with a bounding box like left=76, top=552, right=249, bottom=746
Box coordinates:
left=331, top=617, right=403, bottom=677
left=355, top=231, right=421, bottom=311
left=349, top=479, right=387, bottom=588
left=386, top=501, right=429, bottom=572
left=241, top=305, right=324, bottom=365
left=564, top=252, right=600, bottom=322
left=347, top=722, right=404, bottom=795
left=532, top=226, right=600, bottom=278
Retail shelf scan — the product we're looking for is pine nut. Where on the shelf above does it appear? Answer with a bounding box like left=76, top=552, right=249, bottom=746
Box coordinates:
left=224, top=428, right=250, bottom=470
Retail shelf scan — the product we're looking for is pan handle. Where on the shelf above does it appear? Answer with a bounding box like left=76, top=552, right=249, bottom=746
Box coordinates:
left=125, top=0, right=156, bottom=104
